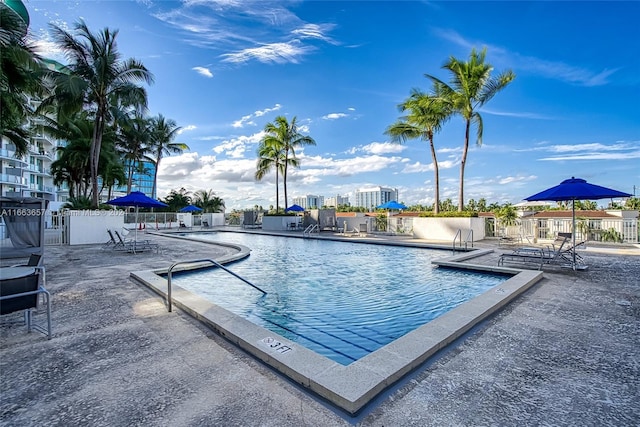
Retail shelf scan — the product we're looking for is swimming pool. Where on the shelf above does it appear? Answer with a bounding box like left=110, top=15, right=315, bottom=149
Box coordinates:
left=170, top=232, right=508, bottom=365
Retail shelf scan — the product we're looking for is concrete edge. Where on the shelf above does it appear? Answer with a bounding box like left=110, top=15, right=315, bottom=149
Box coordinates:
left=129, top=237, right=544, bottom=415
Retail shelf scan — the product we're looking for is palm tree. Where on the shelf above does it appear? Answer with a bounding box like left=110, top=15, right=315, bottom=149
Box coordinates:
left=117, top=111, right=152, bottom=193
left=262, top=116, right=316, bottom=210
left=47, top=20, right=153, bottom=207
left=149, top=114, right=188, bottom=198
left=255, top=139, right=286, bottom=212
left=193, top=189, right=225, bottom=213
left=161, top=187, right=191, bottom=212
left=0, top=2, right=46, bottom=156
left=426, top=48, right=515, bottom=211
left=385, top=88, right=452, bottom=214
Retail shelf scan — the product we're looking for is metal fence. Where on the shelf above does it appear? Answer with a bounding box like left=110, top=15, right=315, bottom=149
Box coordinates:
left=490, top=217, right=639, bottom=244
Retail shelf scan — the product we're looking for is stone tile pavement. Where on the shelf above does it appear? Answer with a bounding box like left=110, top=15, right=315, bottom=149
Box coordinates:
left=1, top=232, right=638, bottom=426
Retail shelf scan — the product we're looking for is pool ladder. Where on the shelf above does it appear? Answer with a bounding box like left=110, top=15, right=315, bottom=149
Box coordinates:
left=452, top=229, right=474, bottom=253
left=303, top=224, right=319, bottom=237
left=166, top=258, right=267, bottom=312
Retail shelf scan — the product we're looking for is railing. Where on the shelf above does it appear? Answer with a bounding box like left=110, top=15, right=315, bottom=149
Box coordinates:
left=303, top=224, right=319, bottom=237
left=452, top=229, right=462, bottom=253
left=464, top=229, right=474, bottom=249
left=166, top=259, right=267, bottom=313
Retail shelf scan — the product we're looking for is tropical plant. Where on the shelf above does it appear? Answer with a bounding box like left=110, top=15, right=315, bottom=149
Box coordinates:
left=117, top=111, right=153, bottom=193
left=601, top=227, right=623, bottom=243
left=427, top=48, right=515, bottom=211
left=497, top=204, right=518, bottom=226
left=625, top=197, right=640, bottom=210
left=193, top=189, right=225, bottom=213
left=149, top=114, right=187, bottom=198
left=46, top=20, right=154, bottom=207
left=63, top=195, right=93, bottom=210
left=0, top=3, right=47, bottom=156
left=161, top=187, right=192, bottom=212
left=255, top=138, right=286, bottom=213
left=385, top=88, right=452, bottom=214
left=261, top=116, right=316, bottom=210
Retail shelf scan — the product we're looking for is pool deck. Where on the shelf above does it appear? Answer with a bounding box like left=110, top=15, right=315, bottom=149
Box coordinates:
left=1, top=228, right=639, bottom=426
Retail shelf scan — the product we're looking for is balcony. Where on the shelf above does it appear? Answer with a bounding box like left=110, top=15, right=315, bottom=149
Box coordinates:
left=26, top=164, right=51, bottom=176
left=0, top=148, right=29, bottom=164
left=28, top=183, right=56, bottom=194
left=0, top=174, right=28, bottom=186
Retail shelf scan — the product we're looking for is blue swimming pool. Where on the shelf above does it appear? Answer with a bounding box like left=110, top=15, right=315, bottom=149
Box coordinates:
left=171, top=232, right=508, bottom=365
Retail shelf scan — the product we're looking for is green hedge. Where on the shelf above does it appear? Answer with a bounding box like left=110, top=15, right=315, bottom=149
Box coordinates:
left=418, top=211, right=478, bottom=218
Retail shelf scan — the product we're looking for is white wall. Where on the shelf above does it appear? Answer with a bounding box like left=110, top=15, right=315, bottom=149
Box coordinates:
left=412, top=217, right=485, bottom=241
left=67, top=210, right=125, bottom=245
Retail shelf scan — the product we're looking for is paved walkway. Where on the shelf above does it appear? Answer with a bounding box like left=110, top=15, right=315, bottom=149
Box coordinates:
left=1, top=231, right=639, bottom=426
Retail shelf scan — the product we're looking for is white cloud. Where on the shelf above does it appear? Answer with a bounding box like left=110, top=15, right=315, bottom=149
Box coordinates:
left=177, top=125, right=197, bottom=134
left=361, top=142, right=405, bottom=155
left=232, top=104, right=281, bottom=128
left=322, top=112, right=348, bottom=120
left=291, top=23, right=337, bottom=44
left=221, top=41, right=314, bottom=64
left=539, top=151, right=640, bottom=161
left=192, top=66, right=213, bottom=78
left=254, top=104, right=281, bottom=117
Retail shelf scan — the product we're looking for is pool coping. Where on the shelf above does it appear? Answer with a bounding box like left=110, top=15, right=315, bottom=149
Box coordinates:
left=131, top=236, right=543, bottom=415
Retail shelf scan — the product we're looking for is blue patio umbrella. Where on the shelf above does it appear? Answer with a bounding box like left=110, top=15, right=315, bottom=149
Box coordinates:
left=179, top=205, right=203, bottom=213
left=376, top=201, right=407, bottom=210
left=106, top=191, right=168, bottom=240
left=285, top=204, right=305, bottom=212
left=525, top=177, right=631, bottom=269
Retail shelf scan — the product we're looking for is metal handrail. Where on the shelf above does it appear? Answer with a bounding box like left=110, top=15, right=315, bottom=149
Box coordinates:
left=452, top=229, right=462, bottom=253
left=166, top=258, right=266, bottom=312
left=303, top=224, right=319, bottom=237
left=464, top=229, right=474, bottom=249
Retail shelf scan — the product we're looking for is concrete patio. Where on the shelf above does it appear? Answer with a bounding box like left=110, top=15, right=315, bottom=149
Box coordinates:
left=1, top=231, right=638, bottom=426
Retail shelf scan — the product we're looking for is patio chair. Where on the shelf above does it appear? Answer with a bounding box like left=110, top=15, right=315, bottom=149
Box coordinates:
left=103, top=230, right=118, bottom=249
left=0, top=266, right=52, bottom=339
left=201, top=219, right=210, bottom=228
left=10, top=254, right=43, bottom=268
left=498, top=235, right=570, bottom=270
left=113, top=230, right=159, bottom=254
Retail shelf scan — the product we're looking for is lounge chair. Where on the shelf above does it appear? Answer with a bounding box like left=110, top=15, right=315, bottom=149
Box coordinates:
left=10, top=254, right=43, bottom=268
left=498, top=234, right=570, bottom=270
left=0, top=266, right=52, bottom=339
left=201, top=220, right=210, bottom=228
left=114, top=230, right=159, bottom=254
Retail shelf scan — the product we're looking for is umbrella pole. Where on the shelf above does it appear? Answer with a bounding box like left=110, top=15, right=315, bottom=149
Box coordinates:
left=572, top=199, right=576, bottom=270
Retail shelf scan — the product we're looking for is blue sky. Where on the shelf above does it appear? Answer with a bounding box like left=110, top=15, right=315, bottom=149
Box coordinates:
left=26, top=0, right=639, bottom=210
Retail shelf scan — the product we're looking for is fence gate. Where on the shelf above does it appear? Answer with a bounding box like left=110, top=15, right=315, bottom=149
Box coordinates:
left=44, top=211, right=68, bottom=245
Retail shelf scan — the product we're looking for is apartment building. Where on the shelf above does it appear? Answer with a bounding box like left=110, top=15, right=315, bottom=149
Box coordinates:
left=354, top=186, right=398, bottom=210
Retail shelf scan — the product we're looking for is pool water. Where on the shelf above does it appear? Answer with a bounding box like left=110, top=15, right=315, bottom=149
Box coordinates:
left=172, top=232, right=507, bottom=365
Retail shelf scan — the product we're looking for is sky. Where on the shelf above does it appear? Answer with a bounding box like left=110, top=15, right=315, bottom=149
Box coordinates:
left=24, top=0, right=640, bottom=210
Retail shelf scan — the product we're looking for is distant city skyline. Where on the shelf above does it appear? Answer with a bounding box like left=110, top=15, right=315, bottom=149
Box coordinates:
left=26, top=1, right=639, bottom=209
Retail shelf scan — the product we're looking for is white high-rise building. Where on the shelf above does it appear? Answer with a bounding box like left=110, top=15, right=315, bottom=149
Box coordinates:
left=293, top=195, right=324, bottom=209
left=0, top=97, right=64, bottom=202
left=325, top=195, right=350, bottom=208
left=354, top=186, right=398, bottom=210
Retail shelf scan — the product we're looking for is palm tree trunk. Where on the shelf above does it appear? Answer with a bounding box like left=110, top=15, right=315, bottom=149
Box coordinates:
left=283, top=160, right=288, bottom=210
left=429, top=134, right=440, bottom=214
left=459, top=120, right=471, bottom=212
left=275, top=169, right=280, bottom=212
left=90, top=114, right=105, bottom=208
left=151, top=153, right=161, bottom=198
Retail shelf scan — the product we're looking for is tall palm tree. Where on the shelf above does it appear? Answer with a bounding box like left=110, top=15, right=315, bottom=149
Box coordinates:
left=262, top=116, right=316, bottom=210
left=149, top=114, right=188, bottom=198
left=193, top=189, right=225, bottom=213
left=385, top=88, right=452, bottom=214
left=47, top=20, right=153, bottom=207
left=117, top=111, right=152, bottom=193
left=426, top=48, right=515, bottom=211
left=255, top=138, right=286, bottom=213
left=0, top=2, right=46, bottom=156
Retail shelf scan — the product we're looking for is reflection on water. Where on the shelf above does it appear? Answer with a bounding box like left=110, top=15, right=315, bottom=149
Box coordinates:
left=172, top=232, right=507, bottom=365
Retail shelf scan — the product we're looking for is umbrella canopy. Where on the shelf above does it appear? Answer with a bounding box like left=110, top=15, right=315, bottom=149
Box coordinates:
left=285, top=204, right=305, bottom=212
left=106, top=191, right=168, bottom=209
left=376, top=201, right=407, bottom=210
left=524, top=177, right=631, bottom=269
left=179, top=205, right=203, bottom=213
left=525, top=177, right=631, bottom=202
left=106, top=192, right=168, bottom=242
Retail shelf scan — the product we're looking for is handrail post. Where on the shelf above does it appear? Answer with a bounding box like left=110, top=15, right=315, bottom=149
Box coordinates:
left=453, top=229, right=461, bottom=253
